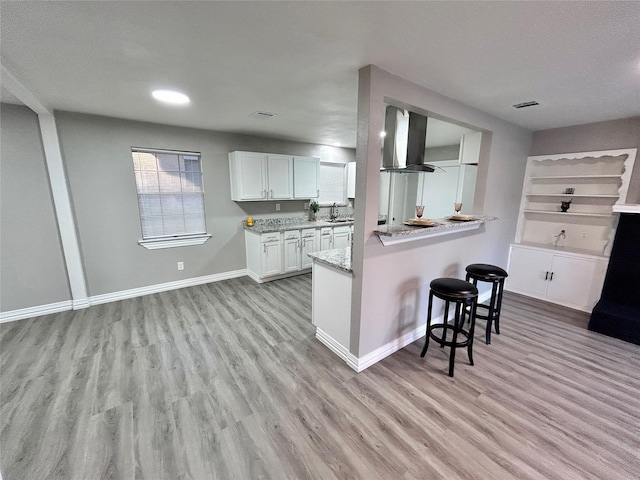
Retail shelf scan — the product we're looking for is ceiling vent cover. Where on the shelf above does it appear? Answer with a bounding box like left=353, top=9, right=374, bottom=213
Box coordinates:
left=249, top=111, right=277, bottom=120
left=512, top=101, right=540, bottom=109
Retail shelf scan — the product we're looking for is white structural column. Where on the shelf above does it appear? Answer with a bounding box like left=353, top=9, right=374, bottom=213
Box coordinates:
left=2, top=64, right=89, bottom=308
left=38, top=115, right=89, bottom=308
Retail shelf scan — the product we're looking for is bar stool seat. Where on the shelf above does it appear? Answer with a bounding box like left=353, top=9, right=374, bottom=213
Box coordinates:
left=420, top=278, right=478, bottom=377
left=465, top=263, right=508, bottom=345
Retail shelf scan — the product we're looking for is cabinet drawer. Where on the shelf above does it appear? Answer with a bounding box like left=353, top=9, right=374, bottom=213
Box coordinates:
left=320, top=227, right=333, bottom=236
left=261, top=232, right=281, bottom=243
left=301, top=228, right=316, bottom=238
left=284, top=230, right=301, bottom=240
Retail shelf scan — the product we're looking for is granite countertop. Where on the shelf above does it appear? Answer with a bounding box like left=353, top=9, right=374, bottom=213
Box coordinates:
left=374, top=215, right=497, bottom=245
left=307, top=247, right=352, bottom=272
left=244, top=217, right=354, bottom=234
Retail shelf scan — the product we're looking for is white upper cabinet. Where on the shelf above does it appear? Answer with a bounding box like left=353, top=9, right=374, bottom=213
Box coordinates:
left=293, top=156, right=319, bottom=199
left=459, top=131, right=482, bottom=164
left=347, top=162, right=356, bottom=199
left=230, top=151, right=319, bottom=201
left=266, top=154, right=293, bottom=199
left=229, top=151, right=268, bottom=201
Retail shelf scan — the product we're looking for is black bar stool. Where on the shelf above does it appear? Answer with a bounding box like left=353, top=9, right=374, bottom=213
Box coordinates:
left=465, top=264, right=508, bottom=345
left=420, top=278, right=478, bottom=377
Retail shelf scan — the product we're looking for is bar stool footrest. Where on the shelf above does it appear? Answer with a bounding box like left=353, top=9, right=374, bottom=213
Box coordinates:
left=428, top=324, right=472, bottom=348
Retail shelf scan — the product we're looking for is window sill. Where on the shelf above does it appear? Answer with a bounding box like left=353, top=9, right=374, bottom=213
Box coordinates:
left=139, top=234, right=211, bottom=250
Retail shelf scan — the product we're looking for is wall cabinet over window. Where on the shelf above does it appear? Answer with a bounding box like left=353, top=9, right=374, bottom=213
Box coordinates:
left=229, top=151, right=319, bottom=201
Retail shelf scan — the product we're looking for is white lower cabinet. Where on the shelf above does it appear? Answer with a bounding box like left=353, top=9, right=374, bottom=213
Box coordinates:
left=507, top=244, right=607, bottom=312
left=319, top=227, right=333, bottom=251
left=246, top=224, right=351, bottom=283
left=283, top=230, right=301, bottom=273
left=333, top=226, right=351, bottom=249
left=260, top=233, right=283, bottom=278
left=301, top=228, right=319, bottom=269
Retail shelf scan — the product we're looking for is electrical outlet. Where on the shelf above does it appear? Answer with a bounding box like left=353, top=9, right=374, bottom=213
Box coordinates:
left=581, top=232, right=587, bottom=239
left=276, top=203, right=280, bottom=211
left=304, top=202, right=310, bottom=209
left=177, top=261, right=184, bottom=270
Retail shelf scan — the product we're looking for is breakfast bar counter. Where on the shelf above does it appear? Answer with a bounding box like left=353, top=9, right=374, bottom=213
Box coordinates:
left=374, top=215, right=497, bottom=246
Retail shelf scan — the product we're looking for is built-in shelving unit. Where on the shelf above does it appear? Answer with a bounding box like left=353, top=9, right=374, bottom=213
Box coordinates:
left=514, top=149, right=636, bottom=255
left=507, top=148, right=637, bottom=312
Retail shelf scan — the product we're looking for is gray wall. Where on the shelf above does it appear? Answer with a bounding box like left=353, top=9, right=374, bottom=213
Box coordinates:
left=351, top=66, right=532, bottom=357
left=531, top=116, right=640, bottom=203
left=1, top=104, right=71, bottom=310
left=54, top=112, right=354, bottom=297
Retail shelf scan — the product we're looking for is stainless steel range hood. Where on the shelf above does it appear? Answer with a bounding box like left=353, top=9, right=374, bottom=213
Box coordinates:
left=381, top=106, right=435, bottom=173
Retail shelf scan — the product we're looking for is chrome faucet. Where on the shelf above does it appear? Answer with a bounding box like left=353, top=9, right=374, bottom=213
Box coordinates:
left=554, top=229, right=566, bottom=247
left=330, top=202, right=339, bottom=221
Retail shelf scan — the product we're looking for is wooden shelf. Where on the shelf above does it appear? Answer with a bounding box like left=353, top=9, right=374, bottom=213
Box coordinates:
left=523, top=209, right=612, bottom=218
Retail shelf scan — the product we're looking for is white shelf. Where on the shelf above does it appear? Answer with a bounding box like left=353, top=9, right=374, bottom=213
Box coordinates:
left=523, top=209, right=612, bottom=218
left=529, top=174, right=621, bottom=180
left=525, top=194, right=618, bottom=198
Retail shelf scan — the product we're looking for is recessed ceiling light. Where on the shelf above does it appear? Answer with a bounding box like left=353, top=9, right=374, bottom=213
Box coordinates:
left=152, top=89, right=190, bottom=105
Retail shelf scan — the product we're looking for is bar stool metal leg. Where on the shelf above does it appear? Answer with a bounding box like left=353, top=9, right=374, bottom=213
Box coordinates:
left=420, top=291, right=434, bottom=357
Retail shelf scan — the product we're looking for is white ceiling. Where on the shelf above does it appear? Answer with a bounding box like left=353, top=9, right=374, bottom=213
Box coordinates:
left=2, top=1, right=639, bottom=149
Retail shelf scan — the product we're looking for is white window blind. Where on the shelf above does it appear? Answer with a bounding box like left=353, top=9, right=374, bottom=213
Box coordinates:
left=317, top=162, right=347, bottom=205
left=132, top=148, right=206, bottom=240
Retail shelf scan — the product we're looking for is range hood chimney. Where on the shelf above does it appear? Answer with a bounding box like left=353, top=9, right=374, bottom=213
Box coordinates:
left=381, top=106, right=435, bottom=173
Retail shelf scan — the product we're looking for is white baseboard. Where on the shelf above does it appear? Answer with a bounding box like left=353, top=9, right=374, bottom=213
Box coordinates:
left=89, top=269, right=247, bottom=305
left=0, top=300, right=73, bottom=324
left=315, top=328, right=359, bottom=370
left=315, top=290, right=492, bottom=373
left=0, top=269, right=248, bottom=323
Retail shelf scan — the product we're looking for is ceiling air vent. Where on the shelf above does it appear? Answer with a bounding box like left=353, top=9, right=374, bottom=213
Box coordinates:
left=512, top=101, right=540, bottom=109
left=249, top=111, right=277, bottom=120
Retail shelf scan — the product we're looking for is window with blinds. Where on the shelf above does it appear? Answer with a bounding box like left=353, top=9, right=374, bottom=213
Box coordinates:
left=132, top=148, right=206, bottom=240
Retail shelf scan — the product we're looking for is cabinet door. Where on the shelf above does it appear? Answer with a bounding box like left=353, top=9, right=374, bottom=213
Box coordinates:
left=547, top=255, right=602, bottom=309
left=231, top=152, right=267, bottom=200
left=459, top=131, right=482, bottom=164
left=319, top=228, right=333, bottom=251
left=347, top=162, right=356, bottom=198
left=507, top=246, right=553, bottom=296
left=261, top=240, right=282, bottom=277
left=283, top=231, right=301, bottom=273
left=333, top=227, right=350, bottom=249
left=293, top=157, right=319, bottom=199
left=301, top=229, right=318, bottom=269
left=267, top=155, right=293, bottom=199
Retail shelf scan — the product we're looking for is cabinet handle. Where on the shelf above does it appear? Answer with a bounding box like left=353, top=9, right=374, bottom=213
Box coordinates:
left=550, top=272, right=554, bottom=281
left=317, top=189, right=320, bottom=197
left=545, top=271, right=548, bottom=280
left=263, top=244, right=267, bottom=254
left=298, top=239, right=301, bottom=250
left=270, top=189, right=274, bottom=198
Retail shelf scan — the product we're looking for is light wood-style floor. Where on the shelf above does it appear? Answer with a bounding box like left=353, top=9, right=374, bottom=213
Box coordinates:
left=1, top=274, right=639, bottom=479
